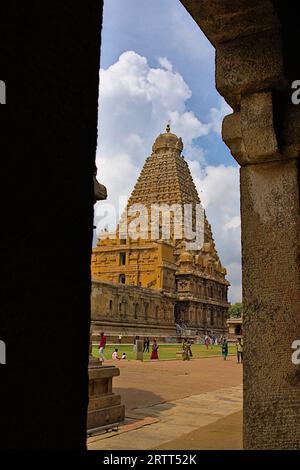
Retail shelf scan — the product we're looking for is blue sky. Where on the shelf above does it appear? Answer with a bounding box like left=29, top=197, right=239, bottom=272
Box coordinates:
left=95, top=0, right=242, bottom=302
left=100, top=0, right=235, bottom=168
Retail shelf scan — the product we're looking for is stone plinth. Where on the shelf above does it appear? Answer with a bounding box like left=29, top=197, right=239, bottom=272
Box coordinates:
left=135, top=339, right=144, bottom=361
left=87, top=363, right=125, bottom=432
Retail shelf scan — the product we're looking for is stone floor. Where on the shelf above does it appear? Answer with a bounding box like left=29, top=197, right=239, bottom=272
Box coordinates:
left=87, top=356, right=243, bottom=450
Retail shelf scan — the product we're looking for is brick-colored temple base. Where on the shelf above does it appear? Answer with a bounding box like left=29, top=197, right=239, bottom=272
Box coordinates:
left=87, top=362, right=125, bottom=432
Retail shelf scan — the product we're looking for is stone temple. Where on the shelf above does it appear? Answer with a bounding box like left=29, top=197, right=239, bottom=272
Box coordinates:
left=91, top=125, right=230, bottom=340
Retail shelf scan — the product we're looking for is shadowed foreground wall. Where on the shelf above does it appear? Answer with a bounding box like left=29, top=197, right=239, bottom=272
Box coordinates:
left=0, top=2, right=103, bottom=449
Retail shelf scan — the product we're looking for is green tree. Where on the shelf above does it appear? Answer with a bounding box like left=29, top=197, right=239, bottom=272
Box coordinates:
left=228, top=302, right=243, bottom=318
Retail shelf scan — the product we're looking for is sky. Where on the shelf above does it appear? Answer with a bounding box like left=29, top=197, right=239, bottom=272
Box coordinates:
left=95, top=0, right=242, bottom=303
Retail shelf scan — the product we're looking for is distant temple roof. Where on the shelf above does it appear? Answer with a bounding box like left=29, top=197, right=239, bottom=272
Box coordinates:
left=152, top=123, right=183, bottom=154
left=126, top=124, right=200, bottom=207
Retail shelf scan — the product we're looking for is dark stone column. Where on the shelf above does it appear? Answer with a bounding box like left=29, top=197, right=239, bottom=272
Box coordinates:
left=0, top=1, right=103, bottom=449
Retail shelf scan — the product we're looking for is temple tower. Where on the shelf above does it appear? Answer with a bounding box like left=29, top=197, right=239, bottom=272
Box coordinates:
left=91, top=126, right=229, bottom=337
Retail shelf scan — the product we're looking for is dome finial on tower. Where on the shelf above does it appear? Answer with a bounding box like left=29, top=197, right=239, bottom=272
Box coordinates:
left=152, top=122, right=183, bottom=154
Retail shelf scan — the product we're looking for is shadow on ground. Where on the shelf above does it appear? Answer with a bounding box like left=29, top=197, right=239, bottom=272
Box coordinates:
left=114, top=387, right=175, bottom=415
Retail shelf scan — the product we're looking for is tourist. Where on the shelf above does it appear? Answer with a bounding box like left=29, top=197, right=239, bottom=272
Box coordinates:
left=188, top=340, right=193, bottom=358
left=118, top=334, right=122, bottom=344
left=98, top=331, right=107, bottom=363
left=236, top=338, right=243, bottom=364
left=143, top=337, right=150, bottom=353
left=121, top=352, right=126, bottom=360
left=182, top=340, right=190, bottom=361
left=204, top=335, right=210, bottom=349
left=222, top=338, right=228, bottom=361
left=150, top=339, right=159, bottom=360
left=112, top=348, right=120, bottom=360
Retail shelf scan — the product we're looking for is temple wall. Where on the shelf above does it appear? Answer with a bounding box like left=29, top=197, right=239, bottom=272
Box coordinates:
left=91, top=279, right=176, bottom=338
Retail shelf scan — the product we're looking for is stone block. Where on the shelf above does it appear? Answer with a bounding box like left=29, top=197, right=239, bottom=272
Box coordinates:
left=216, top=30, right=286, bottom=105
left=240, top=91, right=279, bottom=163
left=87, top=404, right=125, bottom=431
left=87, top=365, right=125, bottom=432
left=282, top=101, right=300, bottom=158
left=180, top=0, right=279, bottom=47
left=88, top=393, right=121, bottom=412
left=222, top=112, right=247, bottom=165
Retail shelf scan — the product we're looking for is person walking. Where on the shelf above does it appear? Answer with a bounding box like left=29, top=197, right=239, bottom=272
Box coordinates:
left=182, top=340, right=190, bottom=361
left=143, top=337, right=150, bottom=353
left=222, top=338, right=228, bottom=361
left=118, top=334, right=122, bottom=345
left=204, top=335, right=210, bottom=350
left=187, top=340, right=193, bottom=358
left=98, top=331, right=107, bottom=363
left=236, top=337, right=243, bottom=363
left=150, top=339, right=159, bottom=360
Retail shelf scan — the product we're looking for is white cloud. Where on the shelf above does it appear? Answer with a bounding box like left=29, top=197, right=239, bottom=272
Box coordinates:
left=95, top=50, right=241, bottom=302
left=96, top=51, right=225, bottom=211
left=192, top=164, right=242, bottom=303
left=157, top=56, right=173, bottom=72
left=208, top=99, right=233, bottom=135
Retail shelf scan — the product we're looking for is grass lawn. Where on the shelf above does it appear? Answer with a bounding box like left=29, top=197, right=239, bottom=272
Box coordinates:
left=92, top=343, right=236, bottom=362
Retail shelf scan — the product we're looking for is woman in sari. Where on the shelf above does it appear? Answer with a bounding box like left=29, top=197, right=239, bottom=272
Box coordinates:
left=150, top=339, right=159, bottom=360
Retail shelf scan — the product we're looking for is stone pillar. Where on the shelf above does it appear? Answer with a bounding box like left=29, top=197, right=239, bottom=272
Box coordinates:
left=87, top=365, right=125, bottom=432
left=239, top=158, right=300, bottom=449
left=222, top=73, right=300, bottom=451
left=135, top=339, right=144, bottom=361
left=180, top=0, right=300, bottom=449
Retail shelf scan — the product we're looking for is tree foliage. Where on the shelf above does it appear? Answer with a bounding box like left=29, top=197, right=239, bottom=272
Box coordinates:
left=228, top=302, right=243, bottom=318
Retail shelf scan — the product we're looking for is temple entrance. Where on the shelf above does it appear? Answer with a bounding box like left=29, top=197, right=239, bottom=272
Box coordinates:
left=174, top=303, right=182, bottom=325
left=236, top=325, right=242, bottom=336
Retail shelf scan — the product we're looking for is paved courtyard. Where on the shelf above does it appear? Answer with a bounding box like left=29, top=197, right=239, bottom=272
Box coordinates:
left=88, top=356, right=243, bottom=450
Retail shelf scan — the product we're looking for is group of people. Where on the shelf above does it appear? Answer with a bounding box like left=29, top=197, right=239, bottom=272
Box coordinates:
left=98, top=331, right=243, bottom=363
left=112, top=349, right=126, bottom=361
left=221, top=337, right=243, bottom=363
left=98, top=332, right=127, bottom=362
left=203, top=334, right=225, bottom=348
left=181, top=336, right=242, bottom=363
left=98, top=332, right=159, bottom=362
left=133, top=336, right=159, bottom=359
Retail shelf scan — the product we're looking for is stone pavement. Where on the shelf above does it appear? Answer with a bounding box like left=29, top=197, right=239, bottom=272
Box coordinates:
left=157, top=410, right=242, bottom=450
left=88, top=357, right=243, bottom=450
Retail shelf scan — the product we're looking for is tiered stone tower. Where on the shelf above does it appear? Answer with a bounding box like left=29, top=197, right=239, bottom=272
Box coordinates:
left=91, top=126, right=229, bottom=339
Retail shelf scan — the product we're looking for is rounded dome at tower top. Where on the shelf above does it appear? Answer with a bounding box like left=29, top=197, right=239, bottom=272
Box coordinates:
left=152, top=123, right=183, bottom=154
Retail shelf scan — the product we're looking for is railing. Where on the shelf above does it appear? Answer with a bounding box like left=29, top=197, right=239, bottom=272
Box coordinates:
left=175, top=323, right=193, bottom=337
